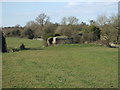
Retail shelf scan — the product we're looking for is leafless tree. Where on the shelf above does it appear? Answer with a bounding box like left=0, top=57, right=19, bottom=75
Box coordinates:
left=96, top=14, right=109, bottom=26
left=35, top=13, right=50, bottom=26
left=67, top=16, right=79, bottom=25
left=61, top=17, right=67, bottom=25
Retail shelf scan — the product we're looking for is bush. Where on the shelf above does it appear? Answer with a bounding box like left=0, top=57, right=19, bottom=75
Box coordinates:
left=6, top=31, right=12, bottom=37
left=43, top=40, right=48, bottom=47
left=89, top=25, right=101, bottom=41
left=11, top=30, right=21, bottom=37
left=97, top=40, right=110, bottom=47
left=43, top=33, right=55, bottom=41
left=24, top=29, right=34, bottom=39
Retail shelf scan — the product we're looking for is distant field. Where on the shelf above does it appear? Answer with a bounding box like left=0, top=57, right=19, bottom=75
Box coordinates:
left=6, top=37, right=43, bottom=50
left=2, top=37, right=118, bottom=88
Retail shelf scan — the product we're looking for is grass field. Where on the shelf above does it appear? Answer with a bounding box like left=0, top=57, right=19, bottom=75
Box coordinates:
left=2, top=37, right=118, bottom=88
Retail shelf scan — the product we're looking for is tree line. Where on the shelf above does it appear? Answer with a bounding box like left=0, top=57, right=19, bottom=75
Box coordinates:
left=2, top=13, right=119, bottom=46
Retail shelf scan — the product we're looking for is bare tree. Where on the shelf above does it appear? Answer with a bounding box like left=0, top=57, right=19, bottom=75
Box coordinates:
left=15, top=24, right=21, bottom=28
left=97, top=14, right=119, bottom=44
left=109, top=14, right=118, bottom=27
left=25, top=20, right=39, bottom=30
left=67, top=16, right=79, bottom=25
left=25, top=20, right=42, bottom=38
left=35, top=13, right=50, bottom=26
left=61, top=17, right=67, bottom=25
left=96, top=14, right=109, bottom=26
left=26, top=21, right=37, bottom=27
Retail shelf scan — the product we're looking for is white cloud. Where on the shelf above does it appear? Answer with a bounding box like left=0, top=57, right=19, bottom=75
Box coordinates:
left=58, top=2, right=118, bottom=23
left=1, top=1, right=118, bottom=26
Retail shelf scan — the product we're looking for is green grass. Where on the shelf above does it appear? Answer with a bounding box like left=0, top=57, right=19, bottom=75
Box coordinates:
left=2, top=37, right=118, bottom=88
left=6, top=37, right=43, bottom=50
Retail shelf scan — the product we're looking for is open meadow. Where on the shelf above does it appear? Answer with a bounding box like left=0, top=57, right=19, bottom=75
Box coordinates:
left=2, top=37, right=118, bottom=88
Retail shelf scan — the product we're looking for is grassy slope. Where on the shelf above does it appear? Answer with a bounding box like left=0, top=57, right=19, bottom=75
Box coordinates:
left=2, top=37, right=118, bottom=88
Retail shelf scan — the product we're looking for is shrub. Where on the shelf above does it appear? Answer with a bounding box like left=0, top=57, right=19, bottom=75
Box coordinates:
left=43, top=33, right=55, bottom=41
left=89, top=25, right=101, bottom=41
left=11, top=30, right=21, bottom=37
left=24, top=29, right=34, bottom=39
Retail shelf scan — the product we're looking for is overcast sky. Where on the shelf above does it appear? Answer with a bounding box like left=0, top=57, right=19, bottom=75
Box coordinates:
left=0, top=2, right=118, bottom=27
